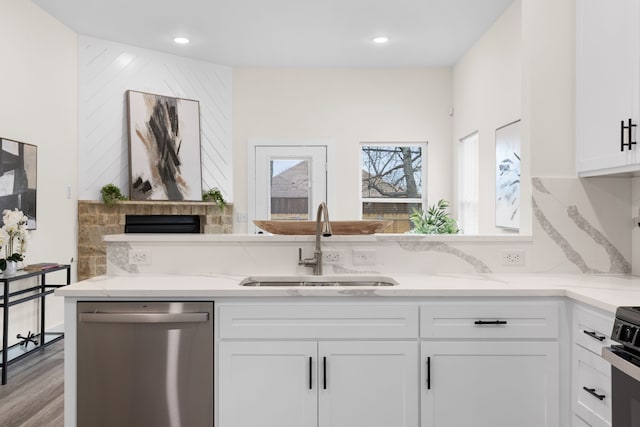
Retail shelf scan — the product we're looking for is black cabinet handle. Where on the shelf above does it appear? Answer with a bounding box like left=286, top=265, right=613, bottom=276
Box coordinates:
left=621, top=118, right=637, bottom=151
left=323, top=357, right=327, bottom=390
left=309, top=357, right=313, bottom=390
left=583, top=387, right=605, bottom=401
left=583, top=330, right=606, bottom=342
left=474, top=320, right=507, bottom=325
left=426, top=357, right=431, bottom=390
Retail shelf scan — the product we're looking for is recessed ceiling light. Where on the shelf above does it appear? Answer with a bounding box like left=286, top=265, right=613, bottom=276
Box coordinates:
left=173, top=37, right=190, bottom=45
left=372, top=36, right=389, bottom=44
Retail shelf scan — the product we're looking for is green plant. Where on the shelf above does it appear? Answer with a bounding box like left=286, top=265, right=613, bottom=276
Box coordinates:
left=202, top=188, right=226, bottom=207
left=100, top=184, right=127, bottom=206
left=408, top=199, right=460, bottom=234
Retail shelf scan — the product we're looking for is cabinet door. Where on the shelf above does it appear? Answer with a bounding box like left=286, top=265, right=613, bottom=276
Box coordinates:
left=421, top=341, right=559, bottom=427
left=318, top=341, right=418, bottom=427
left=576, top=0, right=640, bottom=175
left=219, top=341, right=317, bottom=427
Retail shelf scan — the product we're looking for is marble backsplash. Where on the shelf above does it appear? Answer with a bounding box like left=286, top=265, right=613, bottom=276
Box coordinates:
left=106, top=177, right=636, bottom=277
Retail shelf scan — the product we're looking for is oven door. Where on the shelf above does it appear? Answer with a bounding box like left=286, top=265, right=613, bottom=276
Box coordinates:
left=603, top=346, right=640, bottom=427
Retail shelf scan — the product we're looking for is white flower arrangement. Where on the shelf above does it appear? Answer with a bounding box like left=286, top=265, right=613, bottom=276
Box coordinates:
left=0, top=209, right=29, bottom=270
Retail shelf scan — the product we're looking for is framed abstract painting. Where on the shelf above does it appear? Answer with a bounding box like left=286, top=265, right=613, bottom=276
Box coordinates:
left=495, top=120, right=521, bottom=230
left=126, top=90, right=203, bottom=201
left=0, top=138, right=37, bottom=230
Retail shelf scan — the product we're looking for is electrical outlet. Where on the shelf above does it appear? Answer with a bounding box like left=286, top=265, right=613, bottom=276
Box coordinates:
left=352, top=248, right=377, bottom=266
left=502, top=250, right=525, bottom=266
left=128, top=250, right=152, bottom=265
left=237, top=212, right=248, bottom=222
left=322, top=249, right=344, bottom=264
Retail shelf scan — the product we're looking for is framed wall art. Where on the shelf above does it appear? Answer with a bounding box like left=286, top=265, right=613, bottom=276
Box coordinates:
left=495, top=120, right=521, bottom=230
left=0, top=138, right=37, bottom=230
left=126, top=90, right=203, bottom=201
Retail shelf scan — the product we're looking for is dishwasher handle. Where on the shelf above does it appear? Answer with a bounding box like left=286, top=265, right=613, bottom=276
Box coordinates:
left=79, top=312, right=209, bottom=324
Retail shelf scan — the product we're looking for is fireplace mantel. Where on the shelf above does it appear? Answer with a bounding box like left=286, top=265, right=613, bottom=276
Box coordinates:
left=77, top=200, right=233, bottom=280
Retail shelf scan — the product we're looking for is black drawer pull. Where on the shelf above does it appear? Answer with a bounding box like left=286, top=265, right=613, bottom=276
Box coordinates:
left=583, top=330, right=605, bottom=342
left=308, top=357, right=313, bottom=390
left=474, top=320, right=507, bottom=325
left=426, top=357, right=431, bottom=390
left=583, top=387, right=605, bottom=401
left=323, top=356, right=327, bottom=390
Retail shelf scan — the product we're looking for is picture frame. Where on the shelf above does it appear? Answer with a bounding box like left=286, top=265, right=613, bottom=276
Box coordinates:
left=495, top=120, right=521, bottom=230
left=126, top=90, right=203, bottom=201
left=0, top=138, right=37, bottom=230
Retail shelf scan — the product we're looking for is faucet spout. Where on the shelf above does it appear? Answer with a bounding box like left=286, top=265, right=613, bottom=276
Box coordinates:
left=298, top=202, right=332, bottom=275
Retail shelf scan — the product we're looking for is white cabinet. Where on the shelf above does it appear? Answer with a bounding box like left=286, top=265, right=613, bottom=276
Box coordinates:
left=318, top=341, right=417, bottom=427
left=571, top=304, right=615, bottom=427
left=218, top=303, right=419, bottom=427
left=420, top=342, right=559, bottom=427
left=576, top=0, right=640, bottom=176
left=219, top=341, right=317, bottom=427
left=219, top=341, right=418, bottom=427
left=419, top=301, right=561, bottom=427
left=218, top=299, right=562, bottom=427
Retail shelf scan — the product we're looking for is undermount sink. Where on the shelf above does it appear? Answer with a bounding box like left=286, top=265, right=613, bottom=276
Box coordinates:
left=239, top=275, right=398, bottom=287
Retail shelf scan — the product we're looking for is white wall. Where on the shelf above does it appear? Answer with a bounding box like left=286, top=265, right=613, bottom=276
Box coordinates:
left=233, top=68, right=452, bottom=232
left=452, top=0, right=523, bottom=234
left=0, top=0, right=78, bottom=341
left=78, top=36, right=233, bottom=202
left=523, top=0, right=575, bottom=178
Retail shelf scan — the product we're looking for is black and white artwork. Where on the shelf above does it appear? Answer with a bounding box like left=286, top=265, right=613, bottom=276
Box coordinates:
left=0, top=138, right=37, bottom=230
left=495, top=120, right=521, bottom=230
left=126, top=90, right=202, bottom=201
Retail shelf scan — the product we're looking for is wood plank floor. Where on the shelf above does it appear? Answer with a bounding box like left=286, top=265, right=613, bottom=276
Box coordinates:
left=0, top=340, right=64, bottom=427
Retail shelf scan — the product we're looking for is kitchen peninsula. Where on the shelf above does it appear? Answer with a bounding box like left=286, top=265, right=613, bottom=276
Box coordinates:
left=58, top=255, right=640, bottom=427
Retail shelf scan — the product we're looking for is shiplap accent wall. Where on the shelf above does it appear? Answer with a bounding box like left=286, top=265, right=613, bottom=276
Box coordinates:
left=78, top=35, right=233, bottom=201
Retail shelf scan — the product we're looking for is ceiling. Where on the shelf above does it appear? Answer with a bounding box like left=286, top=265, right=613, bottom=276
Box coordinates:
left=33, top=0, right=515, bottom=67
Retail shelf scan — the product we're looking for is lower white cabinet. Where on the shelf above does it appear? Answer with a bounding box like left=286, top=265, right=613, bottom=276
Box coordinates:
left=219, top=340, right=418, bottom=427
left=420, top=341, right=559, bottom=427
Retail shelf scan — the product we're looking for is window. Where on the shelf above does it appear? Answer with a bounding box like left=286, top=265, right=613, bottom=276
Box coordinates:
left=361, top=143, right=426, bottom=233
left=458, top=132, right=479, bottom=234
left=250, top=142, right=329, bottom=233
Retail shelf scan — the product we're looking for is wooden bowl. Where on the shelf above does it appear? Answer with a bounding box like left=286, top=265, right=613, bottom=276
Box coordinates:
left=253, top=220, right=393, bottom=235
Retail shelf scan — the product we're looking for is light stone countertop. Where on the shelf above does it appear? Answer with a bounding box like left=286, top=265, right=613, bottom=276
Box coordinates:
left=55, top=273, right=640, bottom=313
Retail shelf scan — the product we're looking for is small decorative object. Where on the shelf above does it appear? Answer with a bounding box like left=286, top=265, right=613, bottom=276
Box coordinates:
left=100, top=184, right=127, bottom=206
left=127, top=90, right=203, bottom=201
left=0, top=208, right=29, bottom=273
left=202, top=188, right=226, bottom=207
left=408, top=199, right=460, bottom=234
left=0, top=138, right=37, bottom=230
left=495, top=120, right=521, bottom=230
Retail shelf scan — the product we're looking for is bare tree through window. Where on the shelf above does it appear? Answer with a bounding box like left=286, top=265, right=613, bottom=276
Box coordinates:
left=361, top=144, right=425, bottom=233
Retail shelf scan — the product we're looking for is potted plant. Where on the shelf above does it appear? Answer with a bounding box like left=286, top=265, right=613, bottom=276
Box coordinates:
left=100, top=184, right=127, bottom=206
left=202, top=188, right=226, bottom=208
left=0, top=209, right=29, bottom=274
left=408, top=199, right=460, bottom=234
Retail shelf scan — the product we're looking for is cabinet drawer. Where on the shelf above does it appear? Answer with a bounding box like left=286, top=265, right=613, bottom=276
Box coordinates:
left=574, top=346, right=612, bottom=427
left=219, top=303, right=418, bottom=339
left=573, top=304, right=615, bottom=356
left=420, top=301, right=559, bottom=339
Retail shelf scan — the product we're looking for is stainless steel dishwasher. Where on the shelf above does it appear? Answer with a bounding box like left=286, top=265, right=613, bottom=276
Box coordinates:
left=77, top=301, right=214, bottom=427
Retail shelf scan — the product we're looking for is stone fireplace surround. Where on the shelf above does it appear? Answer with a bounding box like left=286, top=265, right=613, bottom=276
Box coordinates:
left=77, top=200, right=233, bottom=281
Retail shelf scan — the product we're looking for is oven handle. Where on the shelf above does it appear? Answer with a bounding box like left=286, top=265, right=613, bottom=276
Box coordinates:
left=602, top=347, right=640, bottom=382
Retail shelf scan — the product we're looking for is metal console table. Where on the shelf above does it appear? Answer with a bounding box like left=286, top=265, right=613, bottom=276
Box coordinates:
left=0, top=264, right=71, bottom=384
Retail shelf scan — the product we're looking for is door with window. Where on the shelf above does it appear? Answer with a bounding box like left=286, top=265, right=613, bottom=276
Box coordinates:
left=252, top=145, right=327, bottom=233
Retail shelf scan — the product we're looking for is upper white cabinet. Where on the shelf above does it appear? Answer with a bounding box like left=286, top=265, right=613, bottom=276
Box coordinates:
left=576, top=0, right=640, bottom=176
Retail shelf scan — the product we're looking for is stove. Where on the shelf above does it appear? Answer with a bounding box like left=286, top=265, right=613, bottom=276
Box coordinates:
left=602, top=307, right=640, bottom=427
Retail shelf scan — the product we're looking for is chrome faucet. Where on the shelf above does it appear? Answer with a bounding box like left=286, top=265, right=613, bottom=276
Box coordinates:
left=298, top=202, right=333, bottom=275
